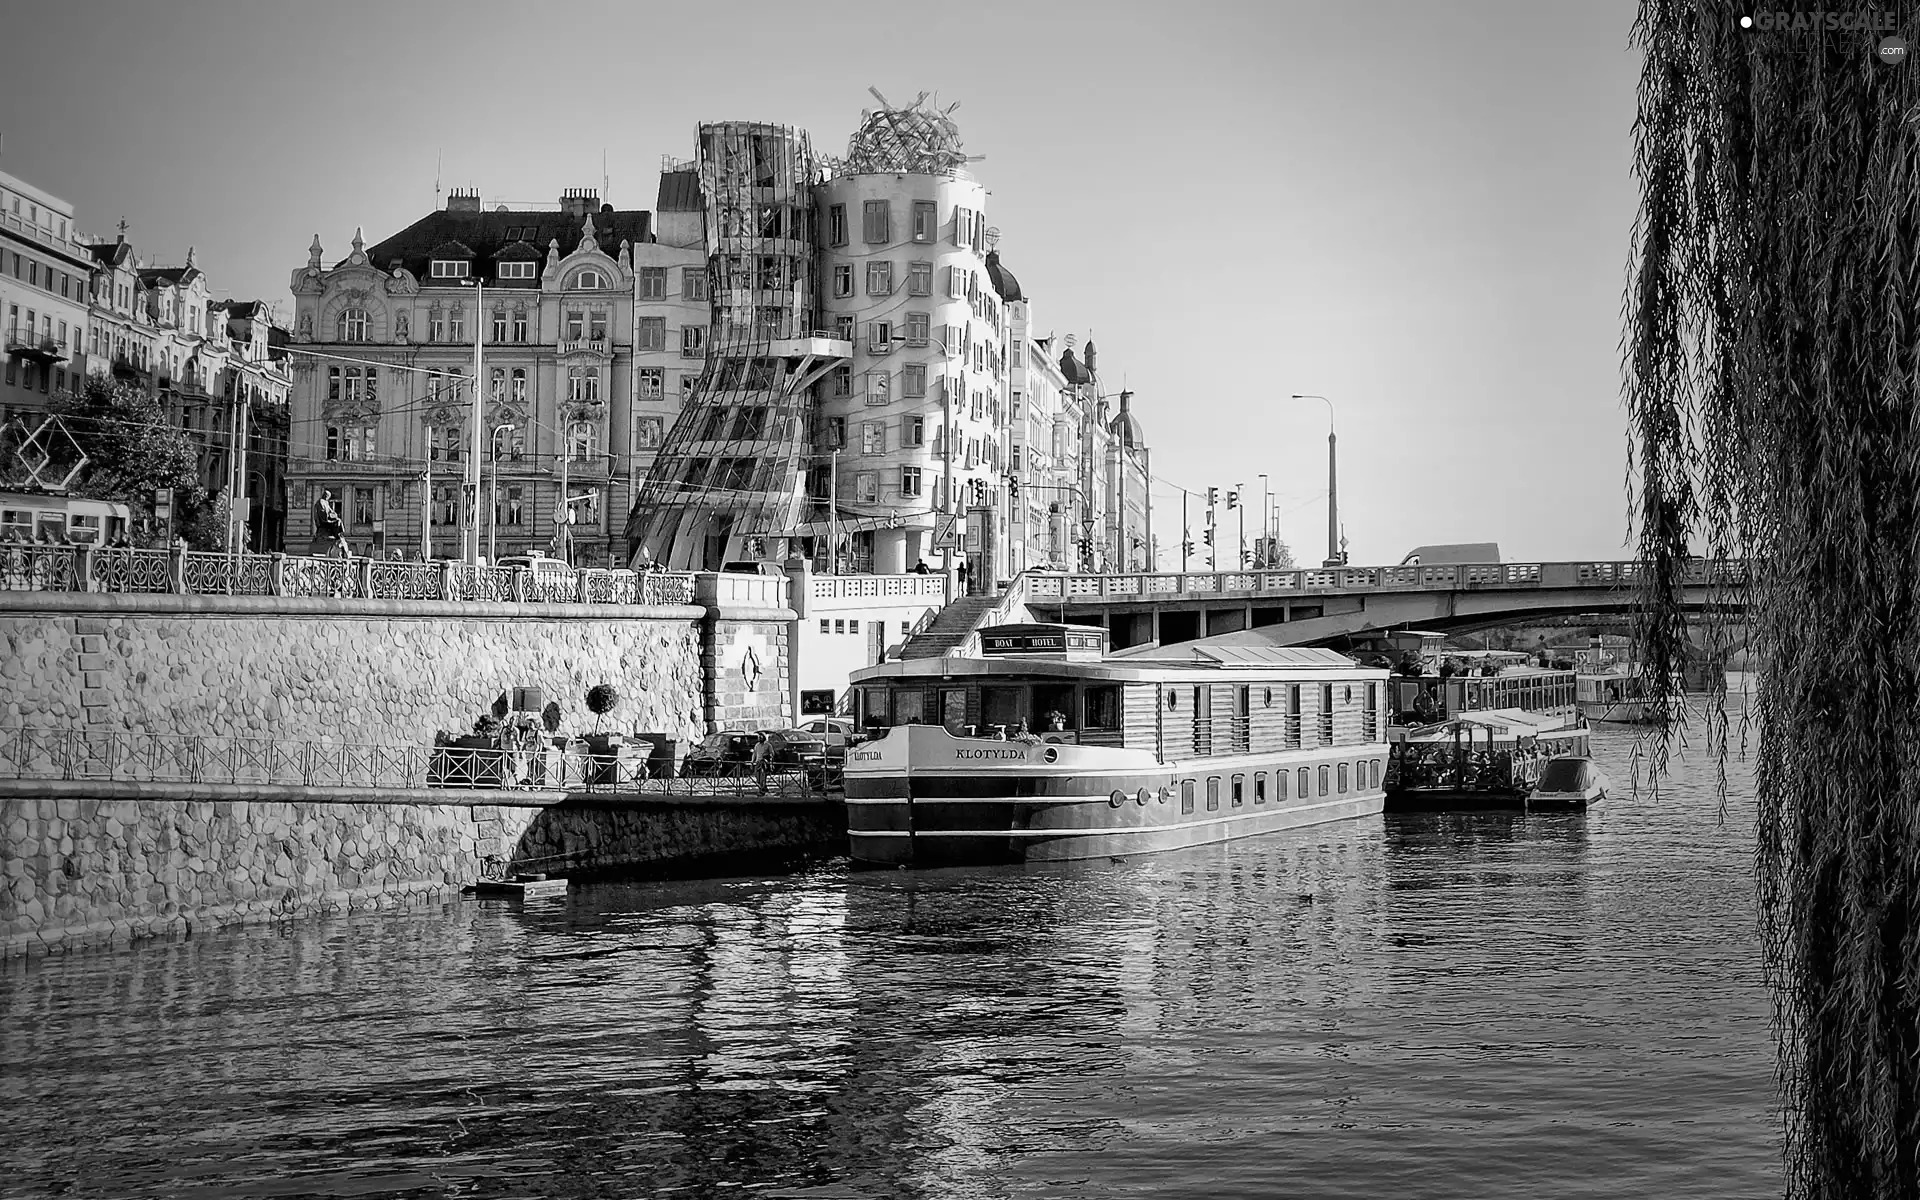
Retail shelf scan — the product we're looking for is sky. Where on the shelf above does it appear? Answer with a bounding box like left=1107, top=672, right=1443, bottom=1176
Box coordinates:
left=0, top=0, right=1645, bottom=567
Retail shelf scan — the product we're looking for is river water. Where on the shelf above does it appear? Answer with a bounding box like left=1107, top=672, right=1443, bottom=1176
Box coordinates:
left=1, top=715, right=1778, bottom=1199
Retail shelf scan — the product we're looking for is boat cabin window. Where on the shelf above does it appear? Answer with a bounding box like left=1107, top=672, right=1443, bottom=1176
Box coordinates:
left=1254, top=772, right=1266, bottom=804
left=891, top=689, right=925, bottom=725
left=1181, top=779, right=1195, bottom=814
left=981, top=686, right=1023, bottom=732
left=1318, top=765, right=1330, bottom=796
left=1206, top=777, right=1220, bottom=811
left=1083, top=685, right=1121, bottom=731
left=1337, top=762, right=1349, bottom=794
left=940, top=688, right=966, bottom=733
left=1231, top=774, right=1244, bottom=806
left=1032, top=683, right=1076, bottom=732
left=1277, top=770, right=1289, bottom=800
left=1297, top=767, right=1309, bottom=798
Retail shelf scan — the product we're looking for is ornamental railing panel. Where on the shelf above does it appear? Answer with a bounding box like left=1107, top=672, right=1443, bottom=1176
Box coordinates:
left=89, top=548, right=172, bottom=593
left=370, top=560, right=441, bottom=601
left=0, top=545, right=79, bottom=591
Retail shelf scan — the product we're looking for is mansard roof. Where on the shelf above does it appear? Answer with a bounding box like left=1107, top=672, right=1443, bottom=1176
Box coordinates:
left=656, top=169, right=702, bottom=212
left=362, top=206, right=651, bottom=283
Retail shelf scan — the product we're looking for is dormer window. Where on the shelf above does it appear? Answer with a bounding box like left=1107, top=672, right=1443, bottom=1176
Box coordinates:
left=337, top=308, right=368, bottom=342
left=574, top=269, right=606, bottom=290
left=431, top=260, right=470, bottom=279
left=498, top=261, right=536, bottom=280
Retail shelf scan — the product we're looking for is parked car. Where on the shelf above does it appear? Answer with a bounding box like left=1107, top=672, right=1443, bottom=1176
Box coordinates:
left=682, top=731, right=762, bottom=778
left=682, top=729, right=829, bottom=784
left=796, top=717, right=858, bottom=761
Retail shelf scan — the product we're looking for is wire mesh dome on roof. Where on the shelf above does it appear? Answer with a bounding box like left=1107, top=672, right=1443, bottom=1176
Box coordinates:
left=838, top=88, right=980, bottom=176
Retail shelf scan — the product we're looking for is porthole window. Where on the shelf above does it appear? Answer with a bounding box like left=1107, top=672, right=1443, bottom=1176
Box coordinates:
left=1136, top=788, right=1151, bottom=806
left=1167, top=690, right=1179, bottom=711
left=1344, top=685, right=1353, bottom=704
left=1109, top=790, right=1127, bottom=808
left=1263, top=688, right=1274, bottom=707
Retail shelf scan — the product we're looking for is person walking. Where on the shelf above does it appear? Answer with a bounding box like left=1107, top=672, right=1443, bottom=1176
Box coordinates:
left=751, top=733, right=772, bottom=795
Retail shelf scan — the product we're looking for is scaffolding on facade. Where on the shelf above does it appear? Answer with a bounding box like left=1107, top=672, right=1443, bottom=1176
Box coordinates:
left=625, top=122, right=847, bottom=570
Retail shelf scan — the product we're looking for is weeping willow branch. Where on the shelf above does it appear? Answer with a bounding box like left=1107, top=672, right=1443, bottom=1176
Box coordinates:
left=1626, top=3, right=1920, bottom=1195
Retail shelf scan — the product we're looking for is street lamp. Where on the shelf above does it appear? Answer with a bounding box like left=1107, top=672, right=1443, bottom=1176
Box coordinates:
left=488, top=423, right=516, bottom=564
left=1257, top=472, right=1270, bottom=567
left=1288, top=393, right=1342, bottom=567
left=460, top=277, right=485, bottom=565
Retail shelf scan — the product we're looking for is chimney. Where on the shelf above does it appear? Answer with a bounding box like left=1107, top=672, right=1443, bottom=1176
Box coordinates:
left=559, top=188, right=600, bottom=219
left=446, top=188, right=481, bottom=213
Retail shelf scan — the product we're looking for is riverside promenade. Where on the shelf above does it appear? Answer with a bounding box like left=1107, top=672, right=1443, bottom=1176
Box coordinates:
left=0, top=551, right=840, bottom=958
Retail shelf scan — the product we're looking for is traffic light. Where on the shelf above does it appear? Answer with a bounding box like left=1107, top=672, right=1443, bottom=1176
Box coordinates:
left=1183, top=540, right=1194, bottom=558
left=1203, top=529, right=1214, bottom=546
left=1241, top=548, right=1250, bottom=565
left=1006, top=474, right=1019, bottom=501
left=1227, top=490, right=1239, bottom=510
left=1206, top=487, right=1218, bottom=506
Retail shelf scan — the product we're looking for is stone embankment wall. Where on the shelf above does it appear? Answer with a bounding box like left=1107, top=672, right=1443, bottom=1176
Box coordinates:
left=0, top=590, right=812, bottom=959
left=3, top=790, right=548, bottom=956
left=2, top=790, right=844, bottom=958
left=0, top=597, right=713, bottom=743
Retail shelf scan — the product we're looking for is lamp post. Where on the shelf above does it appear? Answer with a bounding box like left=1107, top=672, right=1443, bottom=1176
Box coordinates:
left=1289, top=393, right=1341, bottom=567
left=461, top=278, right=485, bottom=565
left=1258, top=472, right=1269, bottom=568
left=488, top=423, right=515, bottom=564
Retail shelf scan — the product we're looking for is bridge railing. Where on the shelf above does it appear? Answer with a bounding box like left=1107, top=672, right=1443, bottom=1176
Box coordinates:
left=1022, top=559, right=1748, bottom=603
left=0, top=544, right=697, bottom=608
left=0, top=726, right=831, bottom=799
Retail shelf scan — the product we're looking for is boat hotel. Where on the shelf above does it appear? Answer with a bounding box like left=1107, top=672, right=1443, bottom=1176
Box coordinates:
left=842, top=623, right=1392, bottom=866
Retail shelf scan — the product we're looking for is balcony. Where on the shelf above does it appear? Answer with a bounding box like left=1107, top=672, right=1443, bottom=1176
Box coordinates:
left=558, top=335, right=611, bottom=356
left=6, top=332, right=69, bottom=364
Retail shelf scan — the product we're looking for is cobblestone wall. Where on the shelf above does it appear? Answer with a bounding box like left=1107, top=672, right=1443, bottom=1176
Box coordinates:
left=1, top=792, right=546, bottom=957
left=0, top=604, right=710, bottom=746
left=1, top=791, right=843, bottom=958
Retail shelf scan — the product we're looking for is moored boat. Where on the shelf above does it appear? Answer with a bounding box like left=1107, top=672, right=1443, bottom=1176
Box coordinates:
left=1383, top=664, right=1591, bottom=808
left=1575, top=665, right=1680, bottom=724
left=1526, top=756, right=1609, bottom=809
left=842, top=623, right=1393, bottom=867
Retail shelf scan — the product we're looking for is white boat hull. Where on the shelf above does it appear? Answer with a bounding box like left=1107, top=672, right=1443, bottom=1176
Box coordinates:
left=843, top=724, right=1389, bottom=867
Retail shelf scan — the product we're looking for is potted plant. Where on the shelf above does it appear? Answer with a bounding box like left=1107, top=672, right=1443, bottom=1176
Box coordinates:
left=581, top=683, right=626, bottom=784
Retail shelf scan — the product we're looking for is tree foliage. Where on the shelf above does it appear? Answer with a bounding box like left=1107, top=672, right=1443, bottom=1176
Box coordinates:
left=1626, top=4, right=1919, bottom=1195
left=48, top=377, right=217, bottom=548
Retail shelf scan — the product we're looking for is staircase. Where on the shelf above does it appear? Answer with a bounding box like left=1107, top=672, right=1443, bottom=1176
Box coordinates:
left=898, top=595, right=1001, bottom=659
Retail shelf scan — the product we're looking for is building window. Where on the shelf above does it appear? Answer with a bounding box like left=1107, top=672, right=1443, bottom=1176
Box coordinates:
left=834, top=314, right=856, bottom=343
left=490, top=367, right=506, bottom=404
left=590, top=312, right=608, bottom=341
left=681, top=266, right=708, bottom=300
left=449, top=308, right=466, bottom=342
left=906, top=312, right=929, bottom=346
left=911, top=201, right=937, bottom=243
left=831, top=365, right=852, bottom=398
left=862, top=422, right=884, bottom=455
left=567, top=366, right=600, bottom=403
left=947, top=266, right=967, bottom=299
left=827, top=204, right=848, bottom=246
left=430, top=260, right=469, bottom=279
left=351, top=487, right=376, bottom=527
left=512, top=310, right=529, bottom=342
left=832, top=264, right=853, bottom=298
left=337, top=309, right=367, bottom=342
left=639, top=267, right=667, bottom=299
left=866, top=261, right=892, bottom=296
left=568, top=423, right=597, bottom=461
left=907, top=261, right=932, bottom=296
left=903, top=415, right=924, bottom=446
left=863, top=200, right=890, bottom=244
left=575, top=269, right=605, bottom=290
left=431, top=483, right=458, bottom=525
left=499, top=486, right=525, bottom=526
left=638, top=317, right=665, bottom=351
left=498, top=261, right=536, bottom=279
left=491, top=311, right=507, bottom=343
left=900, top=466, right=922, bottom=497
left=566, top=311, right=585, bottom=340
left=639, top=367, right=663, bottom=398
left=866, top=371, right=890, bottom=406
left=868, top=321, right=892, bottom=353
left=827, top=416, right=846, bottom=448
left=680, top=325, right=706, bottom=357
left=1011, top=339, right=1024, bottom=368
left=510, top=368, right=527, bottom=404
left=854, top=471, right=878, bottom=503
left=903, top=362, right=927, bottom=397
left=324, top=423, right=376, bottom=463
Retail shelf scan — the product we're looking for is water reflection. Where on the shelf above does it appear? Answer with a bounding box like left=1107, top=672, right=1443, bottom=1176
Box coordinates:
left=0, top=724, right=1776, bottom=1199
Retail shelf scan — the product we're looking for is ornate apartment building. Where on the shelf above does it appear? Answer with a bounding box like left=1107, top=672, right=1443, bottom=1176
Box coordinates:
left=285, top=189, right=647, bottom=564
left=0, top=170, right=92, bottom=422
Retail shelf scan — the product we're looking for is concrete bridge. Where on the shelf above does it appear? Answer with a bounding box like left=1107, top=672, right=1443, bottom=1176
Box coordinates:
left=1016, top=560, right=1748, bottom=649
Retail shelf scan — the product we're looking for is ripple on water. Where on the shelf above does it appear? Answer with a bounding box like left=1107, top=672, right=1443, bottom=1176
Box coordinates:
left=0, top=725, right=1779, bottom=1199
